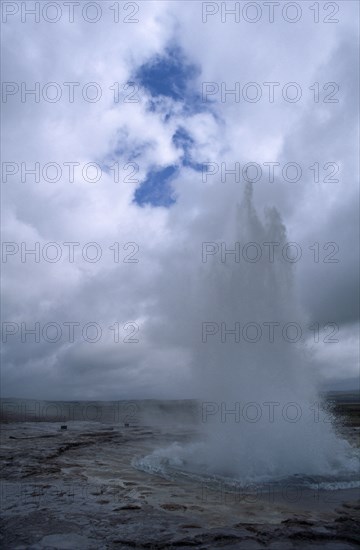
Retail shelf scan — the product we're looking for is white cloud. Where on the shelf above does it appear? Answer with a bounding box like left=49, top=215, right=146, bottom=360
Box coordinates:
left=2, top=0, right=358, bottom=398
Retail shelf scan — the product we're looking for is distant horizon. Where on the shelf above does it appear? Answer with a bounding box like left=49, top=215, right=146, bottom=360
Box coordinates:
left=2, top=381, right=360, bottom=404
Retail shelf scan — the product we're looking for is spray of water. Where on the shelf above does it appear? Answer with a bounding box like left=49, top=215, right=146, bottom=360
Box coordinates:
left=138, top=183, right=358, bottom=485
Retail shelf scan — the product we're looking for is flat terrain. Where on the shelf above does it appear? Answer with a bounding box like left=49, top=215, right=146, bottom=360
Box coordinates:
left=0, top=396, right=359, bottom=549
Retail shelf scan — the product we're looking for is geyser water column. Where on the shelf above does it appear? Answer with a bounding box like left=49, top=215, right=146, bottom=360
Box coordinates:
left=189, top=183, right=357, bottom=481
left=136, top=183, right=358, bottom=484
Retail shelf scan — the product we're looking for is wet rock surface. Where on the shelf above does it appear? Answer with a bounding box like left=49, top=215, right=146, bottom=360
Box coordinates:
left=1, top=421, right=359, bottom=549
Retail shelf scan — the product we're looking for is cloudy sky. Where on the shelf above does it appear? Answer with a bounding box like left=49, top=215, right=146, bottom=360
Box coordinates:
left=1, top=1, right=359, bottom=399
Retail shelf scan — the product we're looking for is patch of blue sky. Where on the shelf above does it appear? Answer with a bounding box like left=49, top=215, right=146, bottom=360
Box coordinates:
left=134, top=165, right=178, bottom=207
left=172, top=127, right=204, bottom=172
left=134, top=46, right=206, bottom=116
left=135, top=46, right=198, bottom=100
left=116, top=47, right=211, bottom=207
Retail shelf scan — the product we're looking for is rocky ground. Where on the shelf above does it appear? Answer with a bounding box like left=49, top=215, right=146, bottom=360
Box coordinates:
left=0, top=399, right=359, bottom=549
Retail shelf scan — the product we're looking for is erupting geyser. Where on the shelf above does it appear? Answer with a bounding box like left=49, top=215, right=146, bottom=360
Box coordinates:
left=138, top=183, right=359, bottom=486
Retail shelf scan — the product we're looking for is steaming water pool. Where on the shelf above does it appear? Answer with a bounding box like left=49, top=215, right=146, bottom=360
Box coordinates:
left=133, top=436, right=360, bottom=494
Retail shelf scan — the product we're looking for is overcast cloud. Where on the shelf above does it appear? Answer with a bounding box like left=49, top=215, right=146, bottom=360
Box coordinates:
left=1, top=1, right=359, bottom=399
